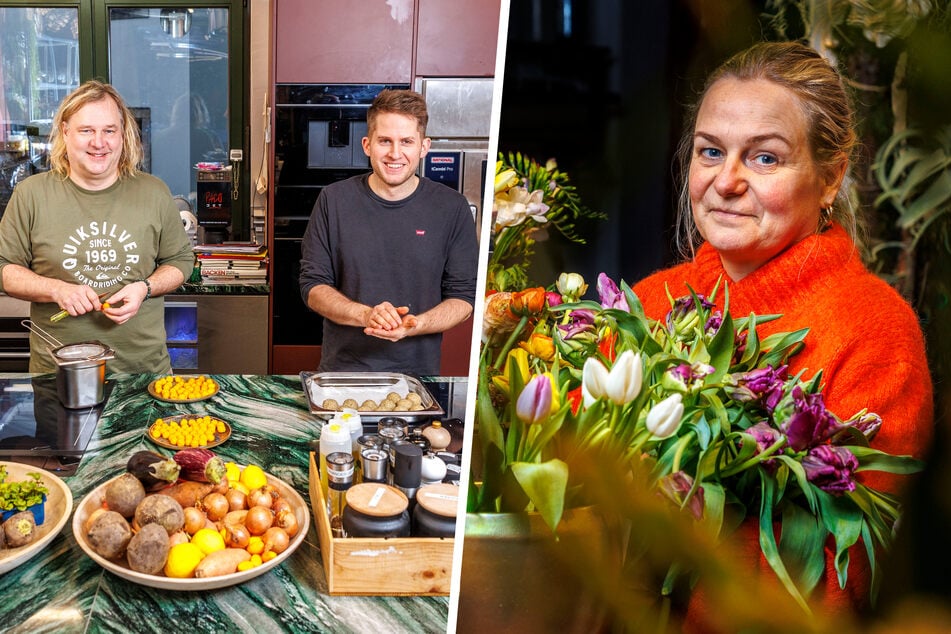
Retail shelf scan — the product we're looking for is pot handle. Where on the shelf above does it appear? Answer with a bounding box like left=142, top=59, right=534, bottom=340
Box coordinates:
left=21, top=319, right=63, bottom=349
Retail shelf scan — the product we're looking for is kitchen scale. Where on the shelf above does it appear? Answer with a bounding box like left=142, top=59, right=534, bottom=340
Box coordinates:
left=0, top=374, right=113, bottom=475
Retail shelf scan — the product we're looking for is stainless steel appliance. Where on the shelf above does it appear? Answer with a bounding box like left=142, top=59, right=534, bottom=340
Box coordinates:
left=0, top=374, right=113, bottom=475
left=0, top=295, right=31, bottom=372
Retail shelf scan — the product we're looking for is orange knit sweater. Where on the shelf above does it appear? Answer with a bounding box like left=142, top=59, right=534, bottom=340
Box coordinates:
left=631, top=224, right=934, bottom=628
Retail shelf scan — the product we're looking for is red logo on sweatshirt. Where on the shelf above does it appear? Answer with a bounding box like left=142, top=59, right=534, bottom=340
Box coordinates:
left=416, top=230, right=426, bottom=236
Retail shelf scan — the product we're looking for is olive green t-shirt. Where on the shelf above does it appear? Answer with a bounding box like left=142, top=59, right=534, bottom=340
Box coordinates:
left=0, top=171, right=194, bottom=374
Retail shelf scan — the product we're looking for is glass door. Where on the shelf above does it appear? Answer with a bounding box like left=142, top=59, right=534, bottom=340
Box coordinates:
left=0, top=7, right=80, bottom=214
left=0, top=1, right=249, bottom=239
left=107, top=7, right=229, bottom=204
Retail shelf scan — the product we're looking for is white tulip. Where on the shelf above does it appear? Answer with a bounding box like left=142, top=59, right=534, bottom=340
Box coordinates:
left=582, top=350, right=643, bottom=407
left=646, top=393, right=685, bottom=439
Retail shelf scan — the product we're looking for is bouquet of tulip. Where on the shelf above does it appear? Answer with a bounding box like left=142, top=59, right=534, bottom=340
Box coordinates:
left=488, top=153, right=605, bottom=292
left=472, top=272, right=923, bottom=612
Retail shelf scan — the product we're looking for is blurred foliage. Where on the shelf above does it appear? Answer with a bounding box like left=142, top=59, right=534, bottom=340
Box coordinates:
left=763, top=1, right=951, bottom=305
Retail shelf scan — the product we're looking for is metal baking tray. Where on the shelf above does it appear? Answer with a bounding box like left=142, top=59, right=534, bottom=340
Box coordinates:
left=299, top=372, right=444, bottom=422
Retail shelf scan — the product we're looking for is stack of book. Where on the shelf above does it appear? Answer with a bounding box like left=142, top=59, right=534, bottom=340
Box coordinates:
left=194, top=242, right=268, bottom=284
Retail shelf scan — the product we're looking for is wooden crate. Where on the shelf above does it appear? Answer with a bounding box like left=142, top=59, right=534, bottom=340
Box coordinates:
left=307, top=452, right=454, bottom=595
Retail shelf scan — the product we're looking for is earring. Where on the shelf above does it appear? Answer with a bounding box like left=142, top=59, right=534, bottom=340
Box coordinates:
left=820, top=206, right=833, bottom=229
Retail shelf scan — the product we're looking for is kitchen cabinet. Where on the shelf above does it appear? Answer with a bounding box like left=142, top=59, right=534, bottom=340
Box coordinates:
left=274, top=0, right=415, bottom=83
left=166, top=294, right=268, bottom=374
left=415, top=0, right=502, bottom=77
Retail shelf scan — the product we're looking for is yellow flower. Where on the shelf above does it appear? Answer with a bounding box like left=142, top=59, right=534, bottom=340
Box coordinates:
left=494, top=165, right=518, bottom=193
left=519, top=333, right=555, bottom=362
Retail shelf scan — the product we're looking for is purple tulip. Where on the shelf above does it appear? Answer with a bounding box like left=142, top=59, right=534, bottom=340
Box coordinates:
left=657, top=471, right=705, bottom=520
left=744, top=421, right=783, bottom=470
left=726, top=365, right=788, bottom=412
left=802, top=445, right=859, bottom=495
left=780, top=386, right=842, bottom=452
left=516, top=374, right=553, bottom=425
left=665, top=294, right=715, bottom=337
left=597, top=273, right=629, bottom=311
left=705, top=311, right=723, bottom=334
left=557, top=308, right=596, bottom=339
left=663, top=362, right=715, bottom=392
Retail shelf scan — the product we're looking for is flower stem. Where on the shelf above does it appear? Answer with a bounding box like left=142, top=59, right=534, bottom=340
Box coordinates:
left=492, top=315, right=530, bottom=371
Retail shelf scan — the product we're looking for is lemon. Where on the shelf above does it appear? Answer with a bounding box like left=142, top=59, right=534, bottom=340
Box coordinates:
left=240, top=464, right=267, bottom=490
left=225, top=461, right=241, bottom=483
left=191, top=528, right=226, bottom=555
left=165, top=542, right=205, bottom=578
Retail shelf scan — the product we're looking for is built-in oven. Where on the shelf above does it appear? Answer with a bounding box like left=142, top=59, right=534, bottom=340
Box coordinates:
left=0, top=296, right=31, bottom=372
left=271, top=84, right=407, bottom=361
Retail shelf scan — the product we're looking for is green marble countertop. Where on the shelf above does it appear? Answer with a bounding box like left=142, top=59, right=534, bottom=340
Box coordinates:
left=0, top=373, right=466, bottom=633
left=174, top=281, right=270, bottom=295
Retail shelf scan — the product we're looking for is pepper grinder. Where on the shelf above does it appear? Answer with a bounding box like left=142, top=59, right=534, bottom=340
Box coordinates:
left=392, top=443, right=423, bottom=510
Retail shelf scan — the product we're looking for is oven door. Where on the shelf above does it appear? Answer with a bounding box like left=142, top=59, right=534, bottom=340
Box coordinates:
left=0, top=296, right=32, bottom=372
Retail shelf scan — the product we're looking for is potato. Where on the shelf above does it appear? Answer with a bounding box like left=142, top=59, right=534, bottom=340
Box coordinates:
left=193, top=548, right=252, bottom=578
left=321, top=398, right=339, bottom=410
left=341, top=398, right=358, bottom=409
left=87, top=510, right=132, bottom=560
left=134, top=494, right=185, bottom=536
left=378, top=399, right=397, bottom=411
left=105, top=472, right=146, bottom=519
left=406, top=392, right=422, bottom=405
left=126, top=522, right=170, bottom=575
left=3, top=511, right=37, bottom=548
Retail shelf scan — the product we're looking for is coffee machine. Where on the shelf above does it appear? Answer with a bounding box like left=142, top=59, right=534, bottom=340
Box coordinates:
left=196, top=167, right=231, bottom=244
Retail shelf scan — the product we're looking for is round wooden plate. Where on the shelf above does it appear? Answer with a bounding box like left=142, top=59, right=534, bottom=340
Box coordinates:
left=148, top=376, right=220, bottom=403
left=147, top=414, right=232, bottom=450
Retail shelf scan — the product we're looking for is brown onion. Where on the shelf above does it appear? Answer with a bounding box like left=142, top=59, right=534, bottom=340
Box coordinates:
left=262, top=526, right=290, bottom=554
left=225, top=488, right=248, bottom=512
left=274, top=507, right=299, bottom=538
left=223, top=522, right=251, bottom=549
left=245, top=505, right=274, bottom=536
left=271, top=497, right=292, bottom=516
left=247, top=486, right=275, bottom=509
left=200, top=492, right=229, bottom=522
left=183, top=506, right=206, bottom=535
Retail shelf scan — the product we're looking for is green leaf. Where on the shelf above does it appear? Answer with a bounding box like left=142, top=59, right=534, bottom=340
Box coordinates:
left=706, top=311, right=735, bottom=383
left=510, top=459, right=569, bottom=533
left=476, top=368, right=506, bottom=511
left=849, top=446, right=925, bottom=474
left=701, top=481, right=726, bottom=538
left=814, top=488, right=864, bottom=589
left=760, top=328, right=810, bottom=367
left=774, top=455, right=818, bottom=515
left=779, top=503, right=827, bottom=596
left=898, top=168, right=951, bottom=229
left=757, top=472, right=812, bottom=613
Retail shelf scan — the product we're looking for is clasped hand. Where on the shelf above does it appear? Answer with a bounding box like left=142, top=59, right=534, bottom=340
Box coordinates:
left=364, top=301, right=419, bottom=341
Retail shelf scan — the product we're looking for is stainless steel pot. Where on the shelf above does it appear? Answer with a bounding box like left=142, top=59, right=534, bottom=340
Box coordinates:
left=22, top=320, right=115, bottom=408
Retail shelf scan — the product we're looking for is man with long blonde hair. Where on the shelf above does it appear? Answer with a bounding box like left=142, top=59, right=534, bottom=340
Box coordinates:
left=0, top=80, right=194, bottom=374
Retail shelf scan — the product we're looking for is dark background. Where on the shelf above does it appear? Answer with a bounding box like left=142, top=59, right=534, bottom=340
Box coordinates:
left=497, top=0, right=772, bottom=286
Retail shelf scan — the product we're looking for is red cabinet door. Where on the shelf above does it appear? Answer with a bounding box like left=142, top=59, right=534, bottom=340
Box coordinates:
left=274, top=0, right=414, bottom=83
left=416, top=0, right=502, bottom=77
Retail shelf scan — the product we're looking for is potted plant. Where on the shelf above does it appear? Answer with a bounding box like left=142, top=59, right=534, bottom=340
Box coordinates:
left=0, top=464, right=50, bottom=525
